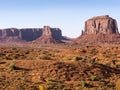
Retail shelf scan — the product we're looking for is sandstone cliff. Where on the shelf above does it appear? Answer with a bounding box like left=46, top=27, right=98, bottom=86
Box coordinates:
left=34, top=26, right=63, bottom=43
left=84, top=15, right=118, bottom=35
left=75, top=15, right=120, bottom=45
left=20, top=28, right=42, bottom=41
left=0, top=28, right=22, bottom=42
left=0, top=26, right=63, bottom=43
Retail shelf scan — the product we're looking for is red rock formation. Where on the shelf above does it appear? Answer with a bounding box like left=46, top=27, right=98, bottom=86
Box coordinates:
left=0, top=26, right=63, bottom=43
left=42, top=26, right=52, bottom=36
left=20, top=28, right=42, bottom=41
left=0, top=28, right=23, bottom=42
left=34, top=26, right=63, bottom=44
left=75, top=15, right=120, bottom=45
left=84, top=15, right=118, bottom=35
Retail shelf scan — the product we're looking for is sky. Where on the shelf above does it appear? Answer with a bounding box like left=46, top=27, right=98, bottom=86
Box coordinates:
left=0, top=0, right=120, bottom=38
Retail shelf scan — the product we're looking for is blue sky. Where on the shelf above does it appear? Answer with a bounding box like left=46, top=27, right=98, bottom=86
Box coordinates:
left=0, top=0, right=120, bottom=38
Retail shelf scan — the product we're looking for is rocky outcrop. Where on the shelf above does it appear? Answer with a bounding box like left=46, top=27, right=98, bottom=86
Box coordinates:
left=84, top=15, right=119, bottom=35
left=75, top=15, right=120, bottom=45
left=0, top=28, right=22, bottom=42
left=20, top=28, right=42, bottom=41
left=0, top=26, right=63, bottom=43
left=34, top=26, right=63, bottom=43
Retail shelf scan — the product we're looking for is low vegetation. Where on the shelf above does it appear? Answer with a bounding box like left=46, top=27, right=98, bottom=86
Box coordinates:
left=0, top=45, right=120, bottom=90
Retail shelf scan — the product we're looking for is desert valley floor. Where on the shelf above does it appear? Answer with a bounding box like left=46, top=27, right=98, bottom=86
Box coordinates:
left=0, top=43, right=120, bottom=90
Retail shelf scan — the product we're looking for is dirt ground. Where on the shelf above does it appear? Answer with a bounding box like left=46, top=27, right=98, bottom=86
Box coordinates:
left=0, top=44, right=120, bottom=90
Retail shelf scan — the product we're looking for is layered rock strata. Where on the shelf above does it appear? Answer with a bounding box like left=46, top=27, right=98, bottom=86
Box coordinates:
left=0, top=26, right=63, bottom=43
left=76, top=15, right=120, bottom=45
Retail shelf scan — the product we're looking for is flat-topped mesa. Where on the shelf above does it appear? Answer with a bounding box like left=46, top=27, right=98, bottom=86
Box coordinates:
left=0, top=28, right=19, bottom=37
left=84, top=15, right=119, bottom=35
left=0, top=28, right=42, bottom=42
left=20, top=28, right=42, bottom=41
left=42, top=26, right=62, bottom=40
left=34, top=26, right=63, bottom=44
left=0, top=26, right=64, bottom=43
left=75, top=15, right=120, bottom=45
left=90, top=15, right=110, bottom=20
left=0, top=28, right=23, bottom=42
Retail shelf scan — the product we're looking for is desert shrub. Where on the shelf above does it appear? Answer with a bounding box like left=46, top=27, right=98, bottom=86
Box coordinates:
left=41, top=50, right=49, bottom=54
left=40, top=55, right=52, bottom=60
left=105, top=62, right=111, bottom=67
left=81, top=49, right=87, bottom=53
left=90, top=75, right=96, bottom=81
left=30, top=86, right=38, bottom=90
left=13, top=54, right=20, bottom=59
left=4, top=56, right=13, bottom=60
left=90, top=48, right=98, bottom=55
left=80, top=81, right=87, bottom=88
left=25, top=50, right=30, bottom=54
left=12, top=47, right=17, bottom=50
left=62, top=87, right=71, bottom=90
left=116, top=64, right=120, bottom=68
left=111, top=59, right=116, bottom=65
left=81, top=56, right=86, bottom=61
left=46, top=78, right=64, bottom=90
left=26, top=57, right=36, bottom=60
left=8, top=61, right=16, bottom=70
left=88, top=59, right=96, bottom=66
left=98, top=79, right=107, bottom=87
left=19, top=55, right=27, bottom=60
left=102, top=49, right=112, bottom=58
left=62, top=56, right=72, bottom=60
left=53, top=49, right=60, bottom=53
left=62, top=56, right=83, bottom=61
left=17, top=85, right=25, bottom=90
left=72, top=56, right=82, bottom=61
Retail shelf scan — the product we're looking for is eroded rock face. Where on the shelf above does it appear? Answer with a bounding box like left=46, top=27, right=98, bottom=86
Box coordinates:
left=0, top=26, right=63, bottom=43
left=0, top=28, right=20, bottom=37
left=42, top=26, right=62, bottom=40
left=84, top=15, right=119, bottom=35
left=0, top=28, right=22, bottom=42
left=75, top=15, right=120, bottom=45
left=34, top=26, right=63, bottom=43
left=20, top=28, right=42, bottom=41
left=42, top=26, right=52, bottom=36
